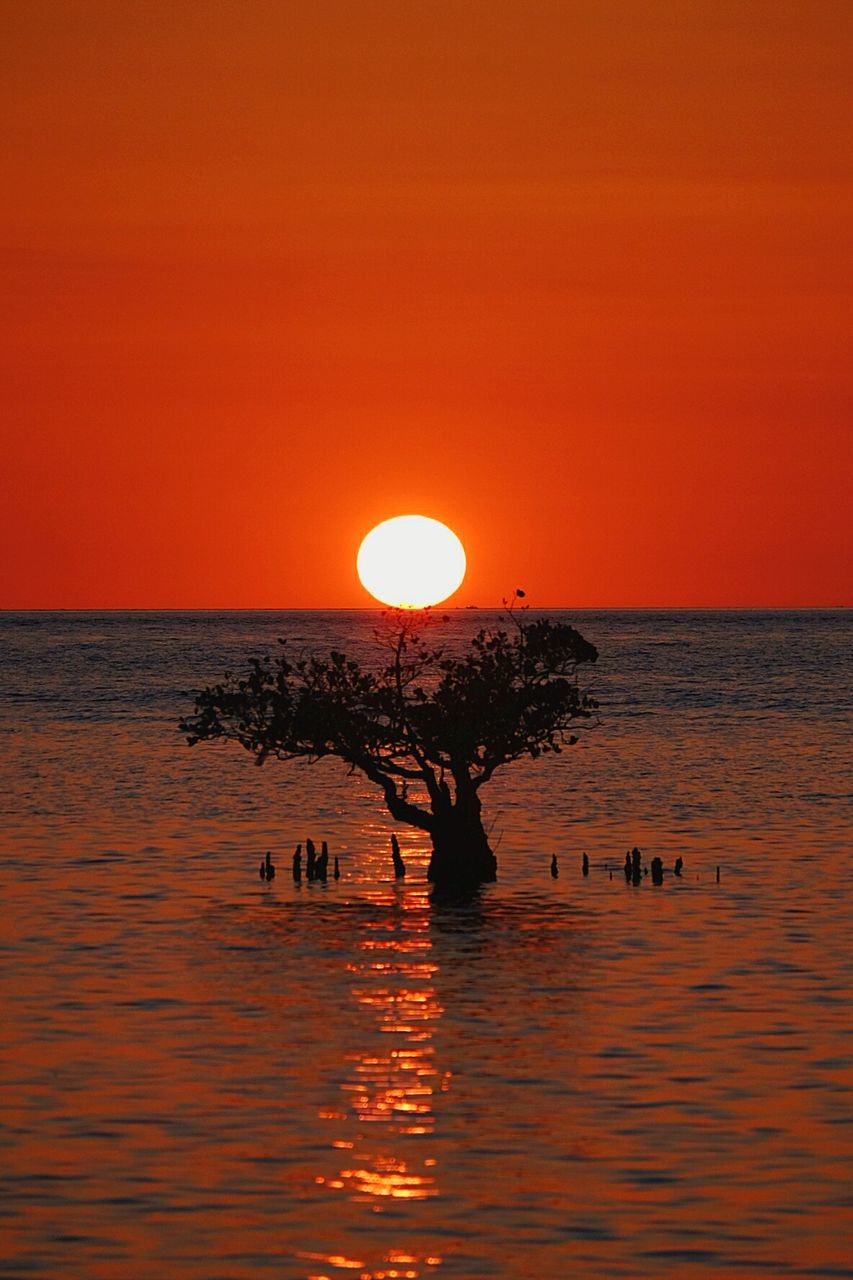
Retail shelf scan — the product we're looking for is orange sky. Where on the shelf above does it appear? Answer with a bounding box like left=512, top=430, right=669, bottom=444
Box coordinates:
left=2, top=0, right=851, bottom=607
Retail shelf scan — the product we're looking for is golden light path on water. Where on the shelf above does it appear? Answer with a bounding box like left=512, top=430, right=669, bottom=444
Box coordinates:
left=303, top=823, right=446, bottom=1280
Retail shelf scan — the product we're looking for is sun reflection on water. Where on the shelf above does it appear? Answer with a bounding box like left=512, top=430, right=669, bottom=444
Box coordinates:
left=322, top=841, right=445, bottom=1235
left=297, top=1248, right=442, bottom=1280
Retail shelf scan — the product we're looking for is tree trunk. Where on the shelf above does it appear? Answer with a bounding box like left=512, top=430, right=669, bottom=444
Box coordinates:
left=426, top=791, right=497, bottom=890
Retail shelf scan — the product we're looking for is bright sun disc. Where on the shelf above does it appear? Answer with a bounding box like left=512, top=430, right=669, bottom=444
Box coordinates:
left=357, top=515, right=466, bottom=609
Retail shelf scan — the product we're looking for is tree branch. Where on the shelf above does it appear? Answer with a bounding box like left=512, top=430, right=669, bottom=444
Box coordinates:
left=358, top=757, right=435, bottom=832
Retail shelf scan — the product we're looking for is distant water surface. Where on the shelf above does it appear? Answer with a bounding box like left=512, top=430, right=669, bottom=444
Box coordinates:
left=1, top=610, right=851, bottom=1278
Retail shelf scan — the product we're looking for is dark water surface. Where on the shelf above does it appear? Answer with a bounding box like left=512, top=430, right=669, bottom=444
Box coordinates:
left=1, top=610, right=851, bottom=1278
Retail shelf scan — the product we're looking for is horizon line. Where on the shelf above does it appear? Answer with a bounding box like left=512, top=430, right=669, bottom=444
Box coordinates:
left=1, top=604, right=849, bottom=614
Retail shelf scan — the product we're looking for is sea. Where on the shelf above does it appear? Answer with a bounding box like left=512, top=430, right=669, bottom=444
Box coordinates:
left=1, top=609, right=851, bottom=1279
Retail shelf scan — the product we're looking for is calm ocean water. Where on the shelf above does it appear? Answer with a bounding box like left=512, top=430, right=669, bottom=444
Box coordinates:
left=1, top=609, right=851, bottom=1279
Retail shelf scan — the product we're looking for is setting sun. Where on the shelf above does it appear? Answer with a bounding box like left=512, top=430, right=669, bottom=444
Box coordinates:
left=356, top=515, right=466, bottom=608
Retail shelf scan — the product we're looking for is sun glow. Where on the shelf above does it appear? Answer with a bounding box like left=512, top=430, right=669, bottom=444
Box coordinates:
left=357, top=515, right=466, bottom=609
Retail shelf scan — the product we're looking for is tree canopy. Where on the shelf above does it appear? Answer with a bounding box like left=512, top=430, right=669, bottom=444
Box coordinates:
left=182, top=607, right=598, bottom=888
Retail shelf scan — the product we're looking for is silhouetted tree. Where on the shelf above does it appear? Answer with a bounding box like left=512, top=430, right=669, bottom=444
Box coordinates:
left=181, top=605, right=598, bottom=890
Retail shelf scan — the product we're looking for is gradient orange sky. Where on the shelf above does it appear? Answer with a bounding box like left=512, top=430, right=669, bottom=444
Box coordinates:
left=2, top=0, right=851, bottom=607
